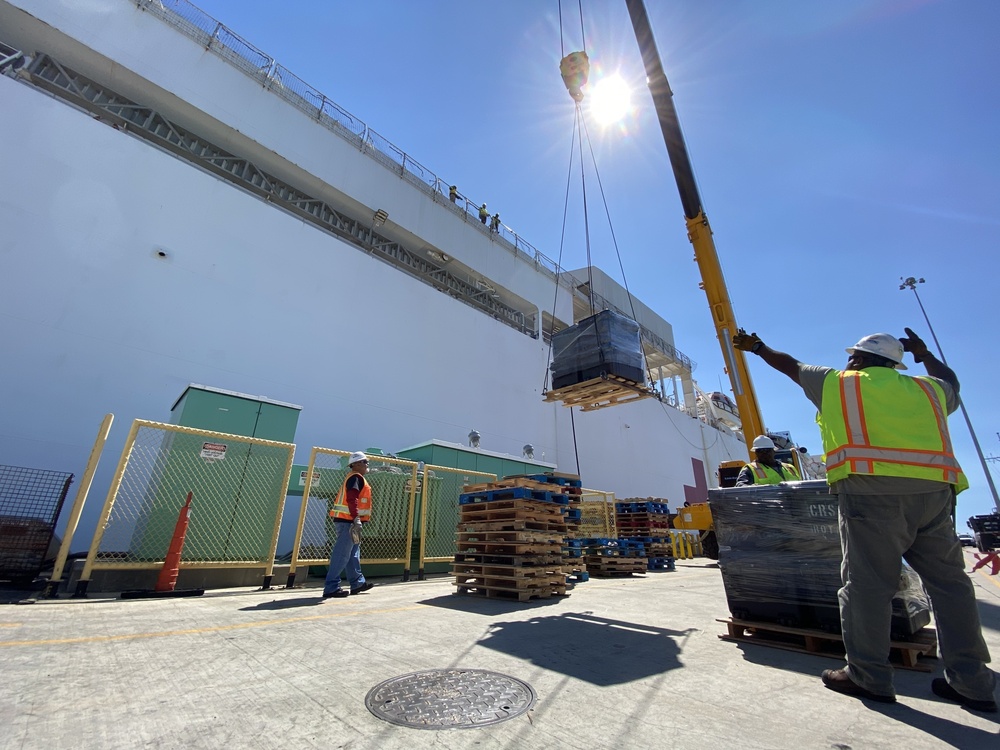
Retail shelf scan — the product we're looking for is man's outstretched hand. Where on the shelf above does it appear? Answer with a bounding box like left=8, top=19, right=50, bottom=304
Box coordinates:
left=733, top=329, right=763, bottom=353
left=900, top=327, right=930, bottom=362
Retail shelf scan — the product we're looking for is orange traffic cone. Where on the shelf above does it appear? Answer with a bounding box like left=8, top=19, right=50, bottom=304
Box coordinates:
left=155, top=492, right=193, bottom=592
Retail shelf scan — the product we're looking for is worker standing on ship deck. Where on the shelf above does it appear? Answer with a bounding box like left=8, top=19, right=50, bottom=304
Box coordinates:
left=479, top=203, right=489, bottom=224
left=449, top=185, right=459, bottom=203
left=490, top=213, right=501, bottom=233
left=735, top=435, right=800, bottom=486
left=733, top=327, right=997, bottom=712
left=322, top=452, right=375, bottom=600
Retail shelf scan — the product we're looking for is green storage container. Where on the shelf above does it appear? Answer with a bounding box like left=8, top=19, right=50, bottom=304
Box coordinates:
left=396, top=439, right=557, bottom=477
left=130, top=385, right=301, bottom=562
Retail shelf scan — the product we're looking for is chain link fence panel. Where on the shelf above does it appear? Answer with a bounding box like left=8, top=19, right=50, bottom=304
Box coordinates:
left=289, top=449, right=419, bottom=577
left=418, top=467, right=497, bottom=566
left=81, top=421, right=294, bottom=579
left=578, top=489, right=616, bottom=538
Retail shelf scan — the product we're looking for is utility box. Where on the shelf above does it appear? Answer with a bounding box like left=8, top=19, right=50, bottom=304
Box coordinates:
left=170, top=384, right=300, bottom=443
left=129, top=386, right=301, bottom=562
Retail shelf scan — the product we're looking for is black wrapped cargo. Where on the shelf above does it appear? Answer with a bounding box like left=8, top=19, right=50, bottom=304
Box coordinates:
left=550, top=309, right=644, bottom=390
left=711, top=480, right=931, bottom=636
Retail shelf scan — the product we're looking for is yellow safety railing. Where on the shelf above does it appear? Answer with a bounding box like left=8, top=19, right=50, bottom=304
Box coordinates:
left=75, top=420, right=295, bottom=595
left=287, top=449, right=419, bottom=584
left=578, top=489, right=616, bottom=538
left=417, top=466, right=497, bottom=576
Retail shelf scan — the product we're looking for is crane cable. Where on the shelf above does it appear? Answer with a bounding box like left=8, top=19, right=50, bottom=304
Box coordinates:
left=548, top=1, right=657, bottom=393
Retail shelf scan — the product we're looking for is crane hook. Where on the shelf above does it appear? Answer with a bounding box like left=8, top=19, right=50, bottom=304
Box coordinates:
left=560, top=51, right=590, bottom=102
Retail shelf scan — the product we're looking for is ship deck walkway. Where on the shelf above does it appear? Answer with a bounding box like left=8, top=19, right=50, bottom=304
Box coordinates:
left=1, top=551, right=998, bottom=749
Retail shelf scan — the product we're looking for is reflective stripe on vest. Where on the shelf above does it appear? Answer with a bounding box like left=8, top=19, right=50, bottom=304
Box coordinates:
left=748, top=461, right=798, bottom=485
left=819, top=369, right=967, bottom=491
left=329, top=472, right=373, bottom=521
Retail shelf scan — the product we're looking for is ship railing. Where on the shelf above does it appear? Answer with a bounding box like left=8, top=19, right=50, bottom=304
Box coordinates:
left=137, top=2, right=566, bottom=278
left=0, top=41, right=24, bottom=74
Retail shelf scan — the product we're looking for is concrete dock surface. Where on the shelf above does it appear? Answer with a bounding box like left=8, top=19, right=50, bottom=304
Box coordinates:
left=1, top=553, right=998, bottom=749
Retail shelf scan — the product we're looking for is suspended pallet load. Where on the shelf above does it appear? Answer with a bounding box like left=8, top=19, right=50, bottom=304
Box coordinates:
left=543, top=309, right=658, bottom=411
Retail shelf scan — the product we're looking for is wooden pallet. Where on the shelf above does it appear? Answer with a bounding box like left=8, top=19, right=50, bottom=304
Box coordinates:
left=458, top=501, right=565, bottom=522
left=718, top=617, right=938, bottom=671
left=543, top=375, right=658, bottom=412
left=460, top=487, right=570, bottom=505
left=453, top=581, right=567, bottom=601
left=453, top=572, right=566, bottom=589
left=585, top=556, right=648, bottom=576
left=458, top=518, right=568, bottom=533
left=454, top=552, right=564, bottom=566
left=451, top=562, right=566, bottom=579
left=456, top=529, right=565, bottom=544
left=463, top=477, right=571, bottom=493
left=458, top=543, right=562, bottom=556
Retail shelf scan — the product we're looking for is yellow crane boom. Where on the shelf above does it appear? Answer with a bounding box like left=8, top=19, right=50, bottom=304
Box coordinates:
left=625, top=0, right=764, bottom=459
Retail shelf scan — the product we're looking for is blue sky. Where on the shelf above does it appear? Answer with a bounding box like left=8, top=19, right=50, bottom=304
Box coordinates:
left=189, top=0, right=1000, bottom=524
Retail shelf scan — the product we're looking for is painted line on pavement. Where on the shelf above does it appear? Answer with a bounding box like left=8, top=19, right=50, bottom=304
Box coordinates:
left=974, top=569, right=1000, bottom=590
left=0, top=604, right=423, bottom=648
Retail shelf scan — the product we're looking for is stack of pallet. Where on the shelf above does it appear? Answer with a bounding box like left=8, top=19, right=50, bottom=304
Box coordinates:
left=615, top=499, right=675, bottom=571
left=452, top=477, right=571, bottom=601
left=562, top=538, right=588, bottom=584
left=580, top=537, right=647, bottom=577
left=506, top=473, right=586, bottom=585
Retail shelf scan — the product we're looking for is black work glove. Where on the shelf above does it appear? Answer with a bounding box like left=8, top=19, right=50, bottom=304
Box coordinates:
left=899, top=327, right=930, bottom=362
left=733, top=328, right=764, bottom=354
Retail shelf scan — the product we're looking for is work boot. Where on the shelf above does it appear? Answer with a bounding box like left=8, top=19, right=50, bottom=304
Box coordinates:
left=931, top=678, right=998, bottom=713
left=321, top=589, right=349, bottom=600
left=350, top=581, right=375, bottom=595
left=821, top=669, right=896, bottom=703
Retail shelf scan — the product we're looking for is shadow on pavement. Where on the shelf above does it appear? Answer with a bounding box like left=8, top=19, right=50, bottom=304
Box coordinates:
left=418, top=592, right=566, bottom=616
left=868, top=700, right=999, bottom=744
left=239, top=595, right=325, bottom=611
left=474, top=611, right=690, bottom=686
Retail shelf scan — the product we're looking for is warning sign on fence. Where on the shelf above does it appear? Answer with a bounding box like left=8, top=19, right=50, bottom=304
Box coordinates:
left=200, top=442, right=228, bottom=462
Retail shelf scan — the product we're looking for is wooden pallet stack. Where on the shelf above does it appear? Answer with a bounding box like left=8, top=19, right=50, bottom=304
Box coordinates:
left=615, top=499, right=675, bottom=571
left=579, top=537, right=648, bottom=577
left=501, top=473, right=587, bottom=585
left=452, top=477, right=572, bottom=601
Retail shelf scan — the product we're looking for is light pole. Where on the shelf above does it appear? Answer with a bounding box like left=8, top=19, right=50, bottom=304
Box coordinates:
left=899, top=276, right=1000, bottom=513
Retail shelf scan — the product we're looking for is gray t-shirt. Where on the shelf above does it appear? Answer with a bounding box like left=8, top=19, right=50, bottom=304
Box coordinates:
left=798, top=364, right=958, bottom=496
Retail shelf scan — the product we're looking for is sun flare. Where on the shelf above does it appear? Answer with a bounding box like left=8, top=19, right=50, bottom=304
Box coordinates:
left=588, top=73, right=632, bottom=125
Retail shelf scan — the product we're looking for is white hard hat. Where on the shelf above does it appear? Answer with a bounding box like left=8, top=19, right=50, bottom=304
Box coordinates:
left=846, top=333, right=907, bottom=370
left=348, top=451, right=368, bottom=465
left=751, top=435, right=776, bottom=451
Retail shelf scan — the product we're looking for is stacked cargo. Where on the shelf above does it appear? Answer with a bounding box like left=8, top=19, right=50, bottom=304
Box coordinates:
left=579, top=538, right=647, bottom=577
left=711, top=481, right=931, bottom=637
left=452, top=476, right=574, bottom=601
left=543, top=309, right=656, bottom=411
left=549, top=310, right=645, bottom=390
left=615, top=498, right=675, bottom=570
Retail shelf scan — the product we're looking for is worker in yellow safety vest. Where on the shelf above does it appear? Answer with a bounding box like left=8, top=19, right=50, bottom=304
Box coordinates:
left=321, top=451, right=375, bottom=600
left=735, top=434, right=800, bottom=486
left=478, top=203, right=489, bottom=224
left=732, top=327, right=995, bottom=713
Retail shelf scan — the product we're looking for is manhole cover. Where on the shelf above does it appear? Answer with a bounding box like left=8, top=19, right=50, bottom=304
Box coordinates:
left=365, top=669, right=536, bottom=729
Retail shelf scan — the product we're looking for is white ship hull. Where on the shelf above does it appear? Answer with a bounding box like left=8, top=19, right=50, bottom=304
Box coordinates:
left=0, top=0, right=747, bottom=550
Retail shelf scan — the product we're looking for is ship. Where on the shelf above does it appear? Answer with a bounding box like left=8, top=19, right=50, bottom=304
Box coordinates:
left=0, top=0, right=750, bottom=553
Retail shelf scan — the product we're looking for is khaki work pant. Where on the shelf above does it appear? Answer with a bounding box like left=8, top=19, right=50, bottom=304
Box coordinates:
left=838, top=488, right=996, bottom=700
